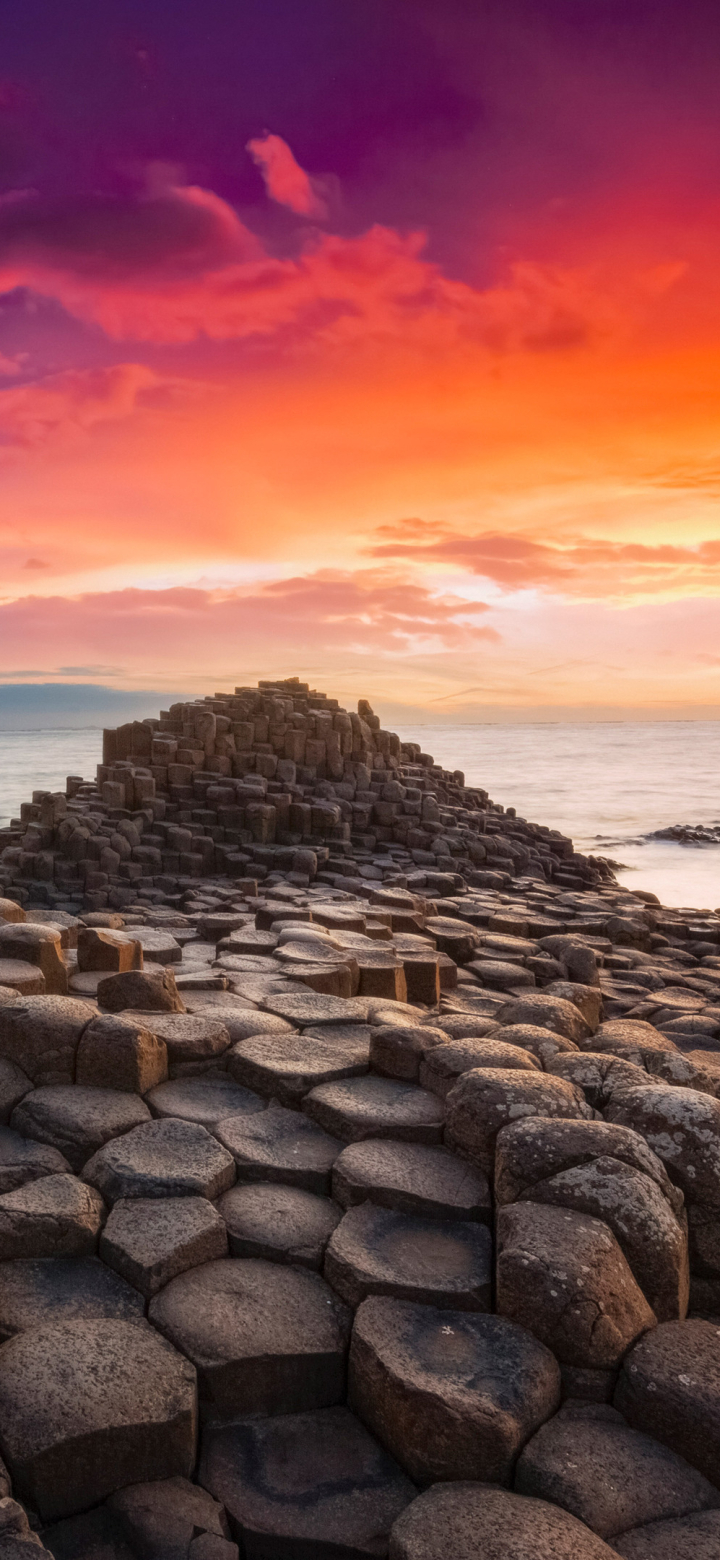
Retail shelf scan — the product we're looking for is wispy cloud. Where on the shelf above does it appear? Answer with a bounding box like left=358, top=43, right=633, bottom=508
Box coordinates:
left=247, top=133, right=329, bottom=219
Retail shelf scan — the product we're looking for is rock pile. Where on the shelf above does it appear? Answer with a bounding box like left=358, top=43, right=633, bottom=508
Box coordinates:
left=0, top=679, right=719, bottom=1558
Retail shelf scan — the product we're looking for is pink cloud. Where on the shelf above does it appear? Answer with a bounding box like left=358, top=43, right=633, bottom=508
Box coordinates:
left=0, top=363, right=163, bottom=447
left=247, top=133, right=329, bottom=220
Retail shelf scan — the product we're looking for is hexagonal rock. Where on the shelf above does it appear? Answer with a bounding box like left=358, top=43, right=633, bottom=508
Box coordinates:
left=303, top=1077, right=444, bottom=1145
left=0, top=962, right=46, bottom=997
left=615, top=1319, right=720, bottom=1486
left=547, top=1053, right=653, bottom=1111
left=520, top=1154, right=689, bottom=1322
left=0, top=900, right=24, bottom=924
left=200, top=1406, right=414, bottom=1557
left=0, top=1256, right=144, bottom=1342
left=496, top=1202, right=655, bottom=1368
left=387, top=1483, right=619, bottom=1560
left=428, top=1015, right=498, bottom=1040
left=217, top=1181, right=340, bottom=1268
left=325, top=1203, right=492, bottom=1311
left=146, top=1074, right=264, bottom=1129
left=0, top=1127, right=69, bottom=1195
left=261, top=992, right=371, bottom=1026
left=116, top=1012, right=232, bottom=1078
left=76, top=927, right=143, bottom=973
left=75, top=1014, right=168, bottom=1093
left=492, top=1024, right=579, bottom=1066
left=614, top=1509, right=720, bottom=1559
left=106, top=1474, right=235, bottom=1559
left=202, top=1009, right=296, bottom=1042
left=83, top=1119, right=236, bottom=1203
left=606, top=1085, right=720, bottom=1208
left=332, top=1140, right=491, bottom=1223
left=228, top=1030, right=368, bottom=1106
left=0, top=997, right=92, bottom=1086
left=216, top=1105, right=341, bottom=1194
left=149, top=1257, right=350, bottom=1418
left=100, top=1195, right=228, bottom=1298
left=97, top=968, right=186, bottom=1014
left=0, top=1173, right=105, bottom=1258
left=514, top=1414, right=720, bottom=1541
left=368, top=1025, right=448, bottom=1083
left=496, top=993, right=593, bottom=1043
left=11, top=1087, right=150, bottom=1173
left=0, top=1318, right=197, bottom=1521
left=444, top=1069, right=592, bottom=1177
left=494, top=1116, right=680, bottom=1209
left=128, top=928, right=182, bottom=965
left=350, top=1298, right=560, bottom=1484
left=420, top=1038, right=541, bottom=1100
left=0, top=924, right=67, bottom=996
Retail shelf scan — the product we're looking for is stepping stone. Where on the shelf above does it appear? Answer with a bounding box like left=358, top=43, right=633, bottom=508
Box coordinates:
left=303, top=1077, right=444, bottom=1144
left=615, top=1319, right=720, bottom=1488
left=0, top=1126, right=69, bottom=1195
left=199, top=1406, right=414, bottom=1557
left=11, top=1087, right=150, bottom=1173
left=0, top=925, right=67, bottom=995
left=0, top=1058, right=32, bottom=1124
left=149, top=1257, right=350, bottom=1418
left=369, top=1024, right=449, bottom=1083
left=106, top=1475, right=235, bottom=1559
left=0, top=997, right=93, bottom=1086
left=324, top=1204, right=492, bottom=1310
left=389, top=1483, right=619, bottom=1559
left=216, top=1105, right=342, bottom=1193
left=422, top=1014, right=497, bottom=1040
left=146, top=1075, right=265, bottom=1129
left=227, top=1031, right=368, bottom=1106
left=100, top=1196, right=228, bottom=1298
left=120, top=1012, right=232, bottom=1077
left=0, top=1318, right=196, bottom=1522
left=0, top=1256, right=144, bottom=1341
left=97, top=968, right=186, bottom=1013
left=332, top=1140, right=491, bottom=1223
left=126, top=928, right=182, bottom=965
left=420, top=1037, right=540, bottom=1099
left=260, top=993, right=371, bottom=1026
left=444, top=1067, right=592, bottom=1176
left=83, top=1119, right=236, bottom=1203
left=193, top=1009, right=296, bottom=1042
left=0, top=1174, right=105, bottom=1258
left=471, top=959, right=535, bottom=991
left=217, top=1182, right=340, bottom=1268
left=350, top=1298, right=560, bottom=1483
left=75, top=1013, right=169, bottom=1093
left=515, top=1413, right=720, bottom=1541
left=496, top=993, right=593, bottom=1042
left=614, top=1510, right=720, bottom=1559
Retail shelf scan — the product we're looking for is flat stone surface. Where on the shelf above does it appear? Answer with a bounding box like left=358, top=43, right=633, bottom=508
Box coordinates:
left=325, top=1203, right=492, bottom=1310
left=146, top=1075, right=265, bottom=1129
left=445, top=1068, right=592, bottom=1176
left=350, top=1298, right=560, bottom=1483
left=0, top=1173, right=105, bottom=1258
left=388, top=1483, right=619, bottom=1559
left=100, top=1196, right=228, bottom=1297
left=200, top=1406, right=414, bottom=1557
left=149, top=1257, right=350, bottom=1418
left=303, top=1076, right=444, bottom=1145
left=0, top=1256, right=144, bottom=1341
left=121, top=1012, right=232, bottom=1075
left=615, top=1319, right=720, bottom=1486
left=515, top=1414, right=720, bottom=1540
left=83, top=1119, right=236, bottom=1203
left=11, top=1087, right=150, bottom=1173
left=496, top=1202, right=656, bottom=1369
left=0, top=962, right=46, bottom=996
left=332, top=1140, right=491, bottom=1223
left=0, top=997, right=92, bottom=1086
left=0, top=1126, right=70, bottom=1195
left=614, top=1510, right=720, bottom=1559
left=260, top=992, right=371, bottom=1025
left=217, top=1182, right=340, bottom=1267
left=0, top=1059, right=32, bottom=1124
left=127, top=928, right=182, bottom=964
left=228, top=1030, right=368, bottom=1106
left=0, top=1318, right=197, bottom=1521
left=216, top=1104, right=342, bottom=1193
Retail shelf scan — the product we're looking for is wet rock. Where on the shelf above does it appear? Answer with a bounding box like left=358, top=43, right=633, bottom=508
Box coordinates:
left=149, top=1257, right=350, bottom=1418
left=388, top=1482, right=619, bottom=1559
left=325, top=1203, right=492, bottom=1310
left=217, top=1182, right=340, bottom=1267
left=350, top=1297, right=560, bottom=1484
left=615, top=1318, right=720, bottom=1486
left=0, top=1059, right=32, bottom=1124
left=303, top=1076, right=444, bottom=1144
left=496, top=1202, right=656, bottom=1367
left=0, top=1256, right=143, bottom=1341
left=494, top=1116, right=679, bottom=1209
left=0, top=1318, right=196, bottom=1521
left=200, top=1406, right=414, bottom=1557
left=445, top=1069, right=592, bottom=1176
left=75, top=1014, right=168, bottom=1094
left=83, top=1119, right=236, bottom=1203
left=100, top=1196, right=228, bottom=1298
left=0, top=1127, right=70, bottom=1195
left=0, top=1173, right=105, bottom=1258
left=11, top=1087, right=150, bottom=1173
left=0, top=997, right=92, bottom=1086
left=97, top=969, right=186, bottom=1014
left=228, top=1029, right=368, bottom=1105
left=496, top=992, right=594, bottom=1042
left=614, top=1509, right=720, bottom=1559
left=216, top=1104, right=341, bottom=1193
left=146, top=1074, right=264, bottom=1129
left=420, top=1037, right=540, bottom=1100
left=515, top=1412, right=720, bottom=1538
left=332, top=1139, right=491, bottom=1223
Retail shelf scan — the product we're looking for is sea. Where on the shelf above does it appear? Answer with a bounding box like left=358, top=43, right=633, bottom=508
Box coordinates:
left=1, top=721, right=720, bottom=912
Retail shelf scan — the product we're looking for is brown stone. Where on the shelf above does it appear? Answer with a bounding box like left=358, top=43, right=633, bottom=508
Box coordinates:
left=444, top=1068, right=591, bottom=1176
left=325, top=1203, right=492, bottom=1310
left=0, top=996, right=92, bottom=1086
left=332, top=1139, right=491, bottom=1222
left=75, top=1013, right=169, bottom=1093
left=97, top=967, right=186, bottom=1014
left=615, top=1319, right=720, bottom=1487
left=0, top=1173, right=105, bottom=1258
left=388, top=1483, right=620, bottom=1559
left=100, top=1195, right=229, bottom=1297
left=76, top=927, right=143, bottom=973
left=11, top=1086, right=150, bottom=1173
left=0, top=924, right=67, bottom=996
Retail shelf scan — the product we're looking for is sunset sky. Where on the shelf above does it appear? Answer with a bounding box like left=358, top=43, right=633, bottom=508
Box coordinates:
left=2, top=0, right=720, bottom=719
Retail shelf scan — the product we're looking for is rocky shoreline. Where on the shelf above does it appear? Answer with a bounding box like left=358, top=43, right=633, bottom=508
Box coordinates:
left=1, top=678, right=720, bottom=1558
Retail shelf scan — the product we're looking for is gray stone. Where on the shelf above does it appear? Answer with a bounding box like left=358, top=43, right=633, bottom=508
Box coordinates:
left=107, top=1475, right=235, bottom=1560
left=491, top=1023, right=579, bottom=1064
left=216, top=1105, right=342, bottom=1193
left=350, top=1297, right=560, bottom=1483
left=0, top=1256, right=144, bottom=1341
left=388, top=1483, right=619, bottom=1559
left=126, top=928, right=182, bottom=965
left=149, top=1257, right=350, bottom=1419
left=606, top=1085, right=720, bottom=1208
left=0, top=1318, right=196, bottom=1521
left=325, top=1203, right=492, bottom=1310
left=332, top=1139, right=491, bottom=1222
left=0, top=997, right=92, bottom=1086
left=217, top=1182, right=340, bottom=1267
left=100, top=1196, right=229, bottom=1297
left=0, top=1127, right=70, bottom=1195
left=615, top=1319, right=720, bottom=1487
left=228, top=1030, right=368, bottom=1105
left=445, top=1068, right=591, bottom=1177
left=0, top=1174, right=105, bottom=1259
left=303, top=1076, right=444, bottom=1144
left=11, top=1087, right=150, bottom=1173
left=146, top=1075, right=265, bottom=1129
left=83, top=1119, right=236, bottom=1203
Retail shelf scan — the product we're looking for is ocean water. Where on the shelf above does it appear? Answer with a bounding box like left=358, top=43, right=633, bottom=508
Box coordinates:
left=1, top=721, right=719, bottom=911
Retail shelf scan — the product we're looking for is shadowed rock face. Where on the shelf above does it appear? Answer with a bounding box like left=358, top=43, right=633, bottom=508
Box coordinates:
left=2, top=678, right=720, bottom=1549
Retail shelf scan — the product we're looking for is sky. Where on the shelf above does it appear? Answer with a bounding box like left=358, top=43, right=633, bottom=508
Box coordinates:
left=2, top=0, right=720, bottom=720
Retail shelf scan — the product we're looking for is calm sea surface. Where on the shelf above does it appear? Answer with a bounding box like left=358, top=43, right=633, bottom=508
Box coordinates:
left=1, top=722, right=720, bottom=910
